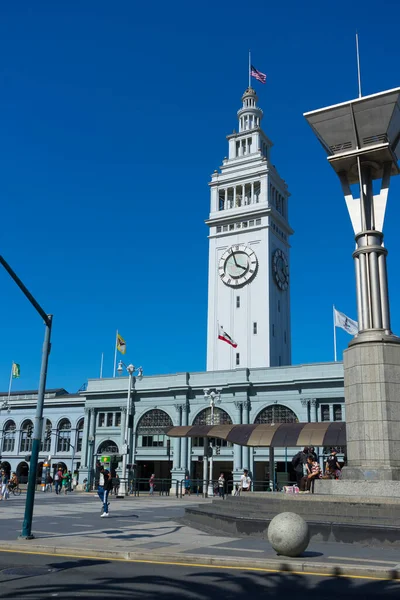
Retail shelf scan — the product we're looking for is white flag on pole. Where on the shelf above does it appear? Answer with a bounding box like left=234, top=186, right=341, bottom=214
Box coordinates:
left=334, top=308, right=358, bottom=335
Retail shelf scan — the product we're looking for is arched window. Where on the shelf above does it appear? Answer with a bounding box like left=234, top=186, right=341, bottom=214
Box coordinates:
left=20, top=420, right=34, bottom=453
left=192, top=408, right=233, bottom=447
left=254, top=405, right=298, bottom=424
left=3, top=420, right=16, bottom=452
left=41, top=419, right=52, bottom=453
left=137, top=409, right=173, bottom=448
left=76, top=418, right=84, bottom=453
left=193, top=407, right=232, bottom=426
left=97, top=439, right=119, bottom=454
left=57, top=419, right=71, bottom=453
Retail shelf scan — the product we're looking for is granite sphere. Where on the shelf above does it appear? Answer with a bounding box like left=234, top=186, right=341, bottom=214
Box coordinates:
left=267, top=512, right=310, bottom=557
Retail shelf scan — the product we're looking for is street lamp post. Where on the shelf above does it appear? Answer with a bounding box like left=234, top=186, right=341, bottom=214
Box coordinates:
left=117, top=361, right=143, bottom=496
left=0, top=255, right=52, bottom=540
left=203, top=388, right=221, bottom=496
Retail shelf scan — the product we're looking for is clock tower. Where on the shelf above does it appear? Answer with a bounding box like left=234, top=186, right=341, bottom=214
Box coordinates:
left=206, top=87, right=293, bottom=371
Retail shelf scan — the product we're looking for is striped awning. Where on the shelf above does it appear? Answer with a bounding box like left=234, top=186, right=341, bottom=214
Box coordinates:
left=165, top=422, right=346, bottom=448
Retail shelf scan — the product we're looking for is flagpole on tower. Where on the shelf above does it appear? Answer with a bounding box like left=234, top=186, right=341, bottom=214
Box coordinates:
left=113, top=330, right=118, bottom=378
left=7, top=362, right=13, bottom=406
left=333, top=306, right=338, bottom=362
left=100, top=352, right=104, bottom=379
left=356, top=31, right=362, bottom=98
left=248, top=50, right=251, bottom=88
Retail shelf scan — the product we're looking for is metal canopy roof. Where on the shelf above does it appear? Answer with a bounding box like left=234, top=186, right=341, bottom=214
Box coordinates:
left=304, top=88, right=400, bottom=183
left=165, top=422, right=346, bottom=448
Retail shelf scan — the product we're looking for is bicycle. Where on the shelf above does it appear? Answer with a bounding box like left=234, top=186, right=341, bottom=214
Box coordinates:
left=9, top=485, right=21, bottom=497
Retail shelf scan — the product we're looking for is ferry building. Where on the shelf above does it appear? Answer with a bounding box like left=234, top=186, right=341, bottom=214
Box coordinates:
left=0, top=87, right=346, bottom=486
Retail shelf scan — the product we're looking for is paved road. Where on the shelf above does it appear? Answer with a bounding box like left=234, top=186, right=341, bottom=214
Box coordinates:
left=2, top=493, right=400, bottom=572
left=0, top=551, right=399, bottom=599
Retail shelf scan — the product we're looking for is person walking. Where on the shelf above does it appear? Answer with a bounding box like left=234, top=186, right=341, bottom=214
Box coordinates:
left=46, top=474, right=53, bottom=492
left=54, top=468, right=63, bottom=495
left=184, top=474, right=191, bottom=496
left=61, top=470, right=69, bottom=495
left=218, top=473, right=225, bottom=499
left=97, top=466, right=112, bottom=517
left=67, top=471, right=73, bottom=492
left=1, top=470, right=9, bottom=501
left=113, top=473, right=120, bottom=496
left=149, top=474, right=155, bottom=496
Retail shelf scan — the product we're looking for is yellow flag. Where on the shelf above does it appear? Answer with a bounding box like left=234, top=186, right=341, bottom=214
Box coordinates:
left=117, top=333, right=126, bottom=355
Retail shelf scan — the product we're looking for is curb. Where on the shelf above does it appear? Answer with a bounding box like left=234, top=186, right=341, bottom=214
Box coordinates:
left=0, top=542, right=399, bottom=581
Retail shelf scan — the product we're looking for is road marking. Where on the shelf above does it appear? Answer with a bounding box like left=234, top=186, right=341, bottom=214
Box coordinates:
left=213, top=547, right=265, bottom=553
left=328, top=556, right=399, bottom=565
left=0, top=548, right=398, bottom=582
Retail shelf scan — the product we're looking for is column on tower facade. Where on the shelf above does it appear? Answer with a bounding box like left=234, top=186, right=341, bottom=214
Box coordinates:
left=172, top=404, right=182, bottom=471
left=342, top=403, right=346, bottom=423
left=224, top=188, right=227, bottom=211
left=180, top=403, right=189, bottom=473
left=310, top=399, right=318, bottom=423
left=84, top=408, right=96, bottom=489
left=130, top=400, right=137, bottom=467
left=329, top=404, right=334, bottom=422
left=233, top=186, right=237, bottom=208
left=251, top=182, right=254, bottom=205
left=171, top=403, right=187, bottom=491
left=233, top=401, right=243, bottom=482
left=242, top=400, right=250, bottom=470
left=300, top=399, right=310, bottom=422
left=120, top=407, right=127, bottom=453
left=80, top=408, right=90, bottom=468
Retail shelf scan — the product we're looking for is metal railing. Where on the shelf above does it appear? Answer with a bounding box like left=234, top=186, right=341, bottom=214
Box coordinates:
left=177, top=478, right=296, bottom=497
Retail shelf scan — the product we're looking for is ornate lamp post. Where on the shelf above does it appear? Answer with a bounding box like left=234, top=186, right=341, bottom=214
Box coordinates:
left=203, top=388, right=221, bottom=496
left=0, top=255, right=52, bottom=539
left=117, top=361, right=143, bottom=495
left=304, top=88, right=400, bottom=483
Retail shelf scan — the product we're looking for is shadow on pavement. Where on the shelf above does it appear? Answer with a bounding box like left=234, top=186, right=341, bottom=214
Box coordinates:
left=1, top=558, right=400, bottom=599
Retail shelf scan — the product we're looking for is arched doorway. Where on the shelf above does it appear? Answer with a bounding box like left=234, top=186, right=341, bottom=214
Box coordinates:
left=192, top=408, right=233, bottom=484
left=37, top=461, right=44, bottom=482
left=54, top=461, right=67, bottom=475
left=97, top=440, right=119, bottom=455
left=0, top=461, right=11, bottom=477
left=136, top=410, right=173, bottom=481
left=17, top=461, right=29, bottom=483
left=254, top=404, right=299, bottom=485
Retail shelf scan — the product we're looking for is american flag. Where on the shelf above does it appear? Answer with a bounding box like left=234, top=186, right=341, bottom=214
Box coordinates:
left=251, top=65, right=266, bottom=84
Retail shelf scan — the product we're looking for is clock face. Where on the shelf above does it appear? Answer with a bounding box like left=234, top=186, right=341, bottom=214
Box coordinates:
left=219, top=244, right=258, bottom=287
left=272, top=248, right=289, bottom=290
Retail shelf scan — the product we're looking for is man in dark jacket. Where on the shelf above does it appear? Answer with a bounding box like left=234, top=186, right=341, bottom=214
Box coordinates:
left=98, top=466, right=113, bottom=517
left=292, top=447, right=309, bottom=487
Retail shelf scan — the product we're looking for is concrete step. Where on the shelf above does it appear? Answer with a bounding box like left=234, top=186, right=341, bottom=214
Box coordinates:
left=186, top=504, right=400, bottom=527
left=182, top=505, right=400, bottom=547
left=182, top=494, right=400, bottom=547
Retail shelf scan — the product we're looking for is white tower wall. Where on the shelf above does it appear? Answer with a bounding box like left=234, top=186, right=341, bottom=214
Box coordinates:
left=206, top=87, right=293, bottom=371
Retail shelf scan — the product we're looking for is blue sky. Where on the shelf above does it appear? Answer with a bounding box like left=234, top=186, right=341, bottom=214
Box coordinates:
left=1, top=1, right=400, bottom=393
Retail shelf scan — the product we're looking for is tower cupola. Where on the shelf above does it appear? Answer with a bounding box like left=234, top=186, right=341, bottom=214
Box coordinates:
left=237, top=87, right=263, bottom=132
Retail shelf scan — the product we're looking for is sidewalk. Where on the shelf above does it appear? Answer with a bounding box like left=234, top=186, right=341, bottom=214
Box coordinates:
left=1, top=495, right=399, bottom=580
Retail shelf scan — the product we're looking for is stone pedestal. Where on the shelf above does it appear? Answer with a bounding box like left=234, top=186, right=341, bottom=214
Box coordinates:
left=342, top=340, right=400, bottom=481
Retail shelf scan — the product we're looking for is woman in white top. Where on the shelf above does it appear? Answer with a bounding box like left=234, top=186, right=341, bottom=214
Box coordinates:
left=218, top=473, right=225, bottom=499
left=240, top=469, right=251, bottom=492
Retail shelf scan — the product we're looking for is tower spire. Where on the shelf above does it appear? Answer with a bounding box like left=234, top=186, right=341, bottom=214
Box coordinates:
left=237, top=87, right=263, bottom=132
